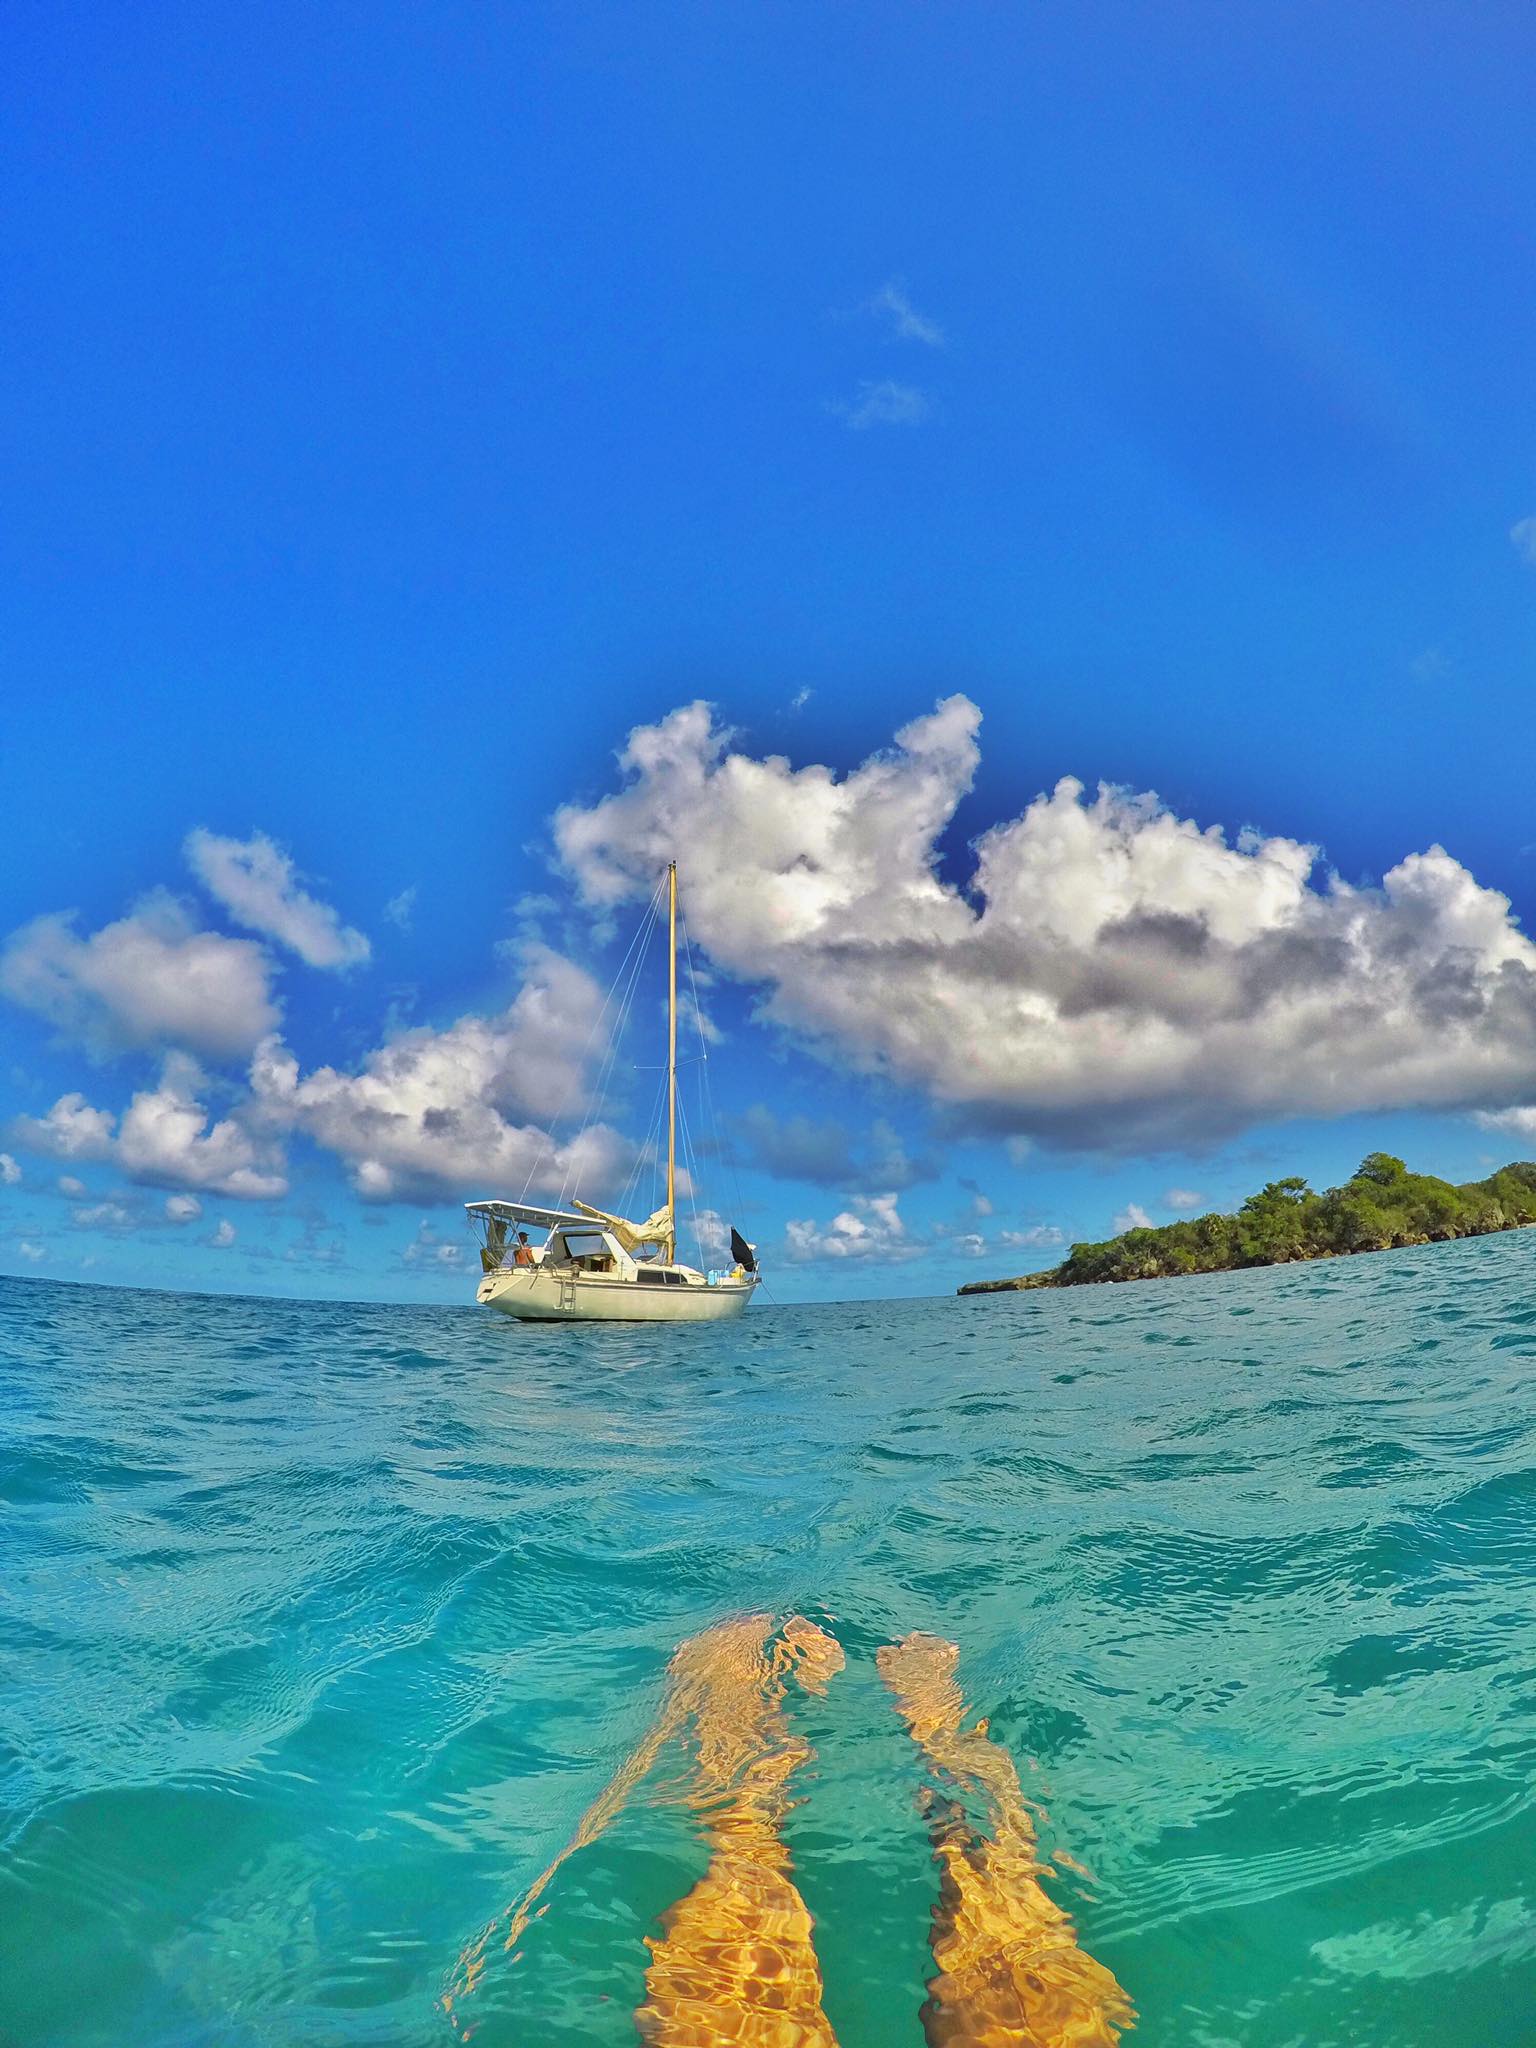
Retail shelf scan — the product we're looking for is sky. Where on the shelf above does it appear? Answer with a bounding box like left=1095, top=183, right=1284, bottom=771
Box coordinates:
left=4, top=0, right=1536, bottom=1304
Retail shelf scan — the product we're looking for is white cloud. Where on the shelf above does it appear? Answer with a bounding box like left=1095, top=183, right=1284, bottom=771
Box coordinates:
left=13, top=1056, right=287, bottom=1198
left=785, top=1191, right=915, bottom=1263
left=1476, top=1105, right=1536, bottom=1137
left=402, top=1219, right=464, bottom=1267
left=166, top=1193, right=202, bottom=1222
left=116, top=1056, right=287, bottom=1197
left=72, top=1201, right=133, bottom=1231
left=830, top=379, right=931, bottom=430
left=0, top=1152, right=19, bottom=1185
left=690, top=1207, right=732, bottom=1261
left=209, top=1219, right=237, bottom=1249
left=1113, top=1203, right=1155, bottom=1232
left=11, top=1095, right=117, bottom=1161
left=868, top=281, right=944, bottom=347
left=57, top=1175, right=86, bottom=1198
left=250, top=943, right=628, bottom=1202
left=384, top=886, right=418, bottom=932
left=0, top=892, right=280, bottom=1060
left=1510, top=517, right=1536, bottom=567
left=999, top=1224, right=1066, bottom=1250
left=17, top=1239, right=45, bottom=1262
left=556, top=697, right=1536, bottom=1151
left=1163, top=1187, right=1204, bottom=1210
left=185, top=829, right=370, bottom=970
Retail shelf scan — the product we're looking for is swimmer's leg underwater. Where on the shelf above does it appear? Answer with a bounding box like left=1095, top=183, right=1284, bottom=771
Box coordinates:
left=878, top=1632, right=1134, bottom=2048
left=635, top=1613, right=844, bottom=2047
left=442, top=1614, right=845, bottom=2044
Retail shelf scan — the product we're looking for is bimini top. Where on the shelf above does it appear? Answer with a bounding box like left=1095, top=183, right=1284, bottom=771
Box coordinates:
left=464, top=1199, right=593, bottom=1232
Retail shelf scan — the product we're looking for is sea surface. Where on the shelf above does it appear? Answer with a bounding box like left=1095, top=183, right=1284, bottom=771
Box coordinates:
left=4, top=1238, right=1536, bottom=2048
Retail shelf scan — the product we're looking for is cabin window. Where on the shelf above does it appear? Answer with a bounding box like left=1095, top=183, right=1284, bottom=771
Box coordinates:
left=554, top=1229, right=617, bottom=1274
left=636, top=1269, right=687, bottom=1287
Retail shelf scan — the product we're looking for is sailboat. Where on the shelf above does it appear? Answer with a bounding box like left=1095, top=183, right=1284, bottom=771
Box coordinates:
left=466, top=864, right=761, bottom=1323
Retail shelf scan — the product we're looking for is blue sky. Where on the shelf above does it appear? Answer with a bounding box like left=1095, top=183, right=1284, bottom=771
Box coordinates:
left=4, top=1, right=1536, bottom=1302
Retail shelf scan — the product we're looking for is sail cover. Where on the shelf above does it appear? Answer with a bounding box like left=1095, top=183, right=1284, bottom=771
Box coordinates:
left=730, top=1227, right=757, bottom=1272
left=572, top=1197, right=674, bottom=1253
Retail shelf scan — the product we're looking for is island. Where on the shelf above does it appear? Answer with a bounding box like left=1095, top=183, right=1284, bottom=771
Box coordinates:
left=958, top=1153, right=1536, bottom=1294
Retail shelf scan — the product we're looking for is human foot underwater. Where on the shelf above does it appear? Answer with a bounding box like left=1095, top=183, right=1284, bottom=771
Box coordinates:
left=443, top=1616, right=1133, bottom=2046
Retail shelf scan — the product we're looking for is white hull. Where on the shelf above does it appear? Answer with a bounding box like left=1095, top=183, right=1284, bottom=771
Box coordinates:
left=477, top=1267, right=756, bottom=1324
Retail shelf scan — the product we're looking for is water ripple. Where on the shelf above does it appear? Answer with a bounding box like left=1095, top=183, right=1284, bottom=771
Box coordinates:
left=4, top=1235, right=1536, bottom=2045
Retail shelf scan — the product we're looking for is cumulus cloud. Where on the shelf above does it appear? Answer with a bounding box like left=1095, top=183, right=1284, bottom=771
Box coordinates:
left=209, top=1219, right=237, bottom=1249
left=401, top=1219, right=464, bottom=1267
left=0, top=891, right=280, bottom=1060
left=1113, top=1202, right=1155, bottom=1232
left=830, top=379, right=931, bottom=429
left=185, top=830, right=370, bottom=969
left=250, top=943, right=628, bottom=1202
left=0, top=1152, right=19, bottom=1185
left=556, top=697, right=1536, bottom=1151
left=62, top=1189, right=212, bottom=1235
left=1511, top=517, right=1536, bottom=567
left=1163, top=1187, right=1204, bottom=1210
left=11, top=1094, right=118, bottom=1161
left=690, top=1207, right=732, bottom=1261
left=785, top=1191, right=914, bottom=1263
left=57, top=1175, right=86, bottom=1198
left=998, top=1224, right=1066, bottom=1250
left=12, top=1056, right=287, bottom=1198
left=1475, top=1105, right=1536, bottom=1137
left=16, top=1240, right=45, bottom=1262
left=71, top=1200, right=134, bottom=1232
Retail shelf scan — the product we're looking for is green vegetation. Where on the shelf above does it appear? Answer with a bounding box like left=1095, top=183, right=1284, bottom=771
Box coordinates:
left=958, top=1154, right=1536, bottom=1295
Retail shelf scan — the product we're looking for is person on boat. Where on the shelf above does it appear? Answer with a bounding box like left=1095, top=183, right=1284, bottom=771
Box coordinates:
left=512, top=1231, right=534, bottom=1268
left=442, top=1617, right=1133, bottom=2046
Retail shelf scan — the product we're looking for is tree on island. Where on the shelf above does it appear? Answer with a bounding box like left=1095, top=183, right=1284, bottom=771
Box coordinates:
left=959, top=1153, right=1536, bottom=1294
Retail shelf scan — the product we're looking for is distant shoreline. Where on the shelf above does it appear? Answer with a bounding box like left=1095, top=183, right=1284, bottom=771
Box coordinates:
left=958, top=1154, right=1536, bottom=1296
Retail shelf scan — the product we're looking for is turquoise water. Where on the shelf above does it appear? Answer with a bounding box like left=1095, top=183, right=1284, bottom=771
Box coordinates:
left=4, top=1237, right=1536, bottom=2047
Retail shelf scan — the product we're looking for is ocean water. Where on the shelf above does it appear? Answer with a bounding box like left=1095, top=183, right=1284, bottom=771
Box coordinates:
left=3, top=1237, right=1536, bottom=2048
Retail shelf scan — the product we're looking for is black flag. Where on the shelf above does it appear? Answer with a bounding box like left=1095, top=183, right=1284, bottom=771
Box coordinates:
left=729, top=1226, right=757, bottom=1272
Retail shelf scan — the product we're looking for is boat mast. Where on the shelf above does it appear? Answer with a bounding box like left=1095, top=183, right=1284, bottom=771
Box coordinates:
left=666, top=860, right=678, bottom=1262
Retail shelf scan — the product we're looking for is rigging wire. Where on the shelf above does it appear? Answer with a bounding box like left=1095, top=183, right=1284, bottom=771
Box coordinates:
left=519, top=871, right=663, bottom=1204
left=548, top=875, right=667, bottom=1208
left=616, top=1068, right=669, bottom=1223
left=680, top=906, right=748, bottom=1235
left=675, top=1090, right=705, bottom=1268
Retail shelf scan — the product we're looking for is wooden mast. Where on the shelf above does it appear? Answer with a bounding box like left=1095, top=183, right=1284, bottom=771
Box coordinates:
left=666, top=860, right=678, bottom=1262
